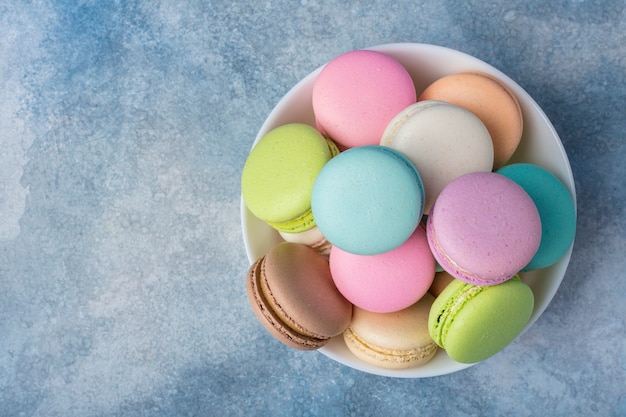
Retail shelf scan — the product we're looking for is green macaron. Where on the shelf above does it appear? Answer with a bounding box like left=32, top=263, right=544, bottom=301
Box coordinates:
left=242, top=123, right=339, bottom=233
left=428, top=276, right=534, bottom=364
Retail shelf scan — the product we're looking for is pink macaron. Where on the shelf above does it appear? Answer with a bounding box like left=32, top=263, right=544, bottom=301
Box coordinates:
left=329, top=225, right=435, bottom=313
left=312, top=50, right=416, bottom=149
left=426, top=172, right=541, bottom=286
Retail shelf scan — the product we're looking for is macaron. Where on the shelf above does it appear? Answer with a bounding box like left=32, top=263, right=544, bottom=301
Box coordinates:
left=380, top=100, right=494, bottom=215
left=418, top=72, right=523, bottom=169
left=329, top=224, right=435, bottom=313
left=245, top=242, right=352, bottom=350
left=428, top=276, right=534, bottom=364
left=312, top=49, right=416, bottom=149
left=311, top=145, right=424, bottom=255
left=428, top=270, right=455, bottom=298
left=279, top=226, right=332, bottom=256
left=497, top=163, right=576, bottom=271
left=427, top=172, right=542, bottom=286
left=344, top=294, right=438, bottom=370
left=241, top=123, right=339, bottom=233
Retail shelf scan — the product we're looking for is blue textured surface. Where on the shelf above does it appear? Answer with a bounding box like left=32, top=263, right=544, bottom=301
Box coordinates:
left=0, top=1, right=624, bottom=416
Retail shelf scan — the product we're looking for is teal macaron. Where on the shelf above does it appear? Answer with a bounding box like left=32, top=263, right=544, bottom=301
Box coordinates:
left=311, top=145, right=424, bottom=255
left=497, top=163, right=576, bottom=271
left=428, top=276, right=534, bottom=364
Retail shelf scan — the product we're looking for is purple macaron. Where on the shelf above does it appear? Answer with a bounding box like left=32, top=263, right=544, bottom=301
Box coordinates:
left=426, top=172, right=541, bottom=286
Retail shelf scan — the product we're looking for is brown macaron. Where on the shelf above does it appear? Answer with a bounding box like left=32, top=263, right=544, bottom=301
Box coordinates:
left=429, top=270, right=456, bottom=297
left=246, top=242, right=352, bottom=350
left=418, top=72, right=523, bottom=169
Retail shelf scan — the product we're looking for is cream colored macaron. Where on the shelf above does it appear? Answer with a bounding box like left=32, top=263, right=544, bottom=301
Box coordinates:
left=418, top=72, right=523, bottom=169
left=381, top=100, right=494, bottom=215
left=343, top=294, right=438, bottom=370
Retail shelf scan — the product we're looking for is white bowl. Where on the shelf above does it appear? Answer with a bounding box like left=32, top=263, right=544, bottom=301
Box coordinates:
left=241, top=43, right=576, bottom=378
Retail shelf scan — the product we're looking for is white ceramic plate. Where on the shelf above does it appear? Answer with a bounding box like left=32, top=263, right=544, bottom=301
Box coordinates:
left=241, top=43, right=576, bottom=378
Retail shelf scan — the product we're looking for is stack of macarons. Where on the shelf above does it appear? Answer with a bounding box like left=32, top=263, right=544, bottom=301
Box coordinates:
left=242, top=49, right=576, bottom=370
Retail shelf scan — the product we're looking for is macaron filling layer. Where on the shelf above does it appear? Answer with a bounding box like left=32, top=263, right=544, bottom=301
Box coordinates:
left=265, top=208, right=316, bottom=233
left=344, top=327, right=438, bottom=366
left=429, top=281, right=485, bottom=348
left=323, top=136, right=341, bottom=158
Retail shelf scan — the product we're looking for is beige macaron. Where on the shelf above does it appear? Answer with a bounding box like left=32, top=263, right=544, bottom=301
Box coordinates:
left=418, top=72, right=523, bottom=169
left=343, top=294, right=438, bottom=369
left=429, top=270, right=456, bottom=297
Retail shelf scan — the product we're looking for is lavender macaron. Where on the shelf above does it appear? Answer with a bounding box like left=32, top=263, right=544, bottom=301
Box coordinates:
left=426, top=172, right=541, bottom=286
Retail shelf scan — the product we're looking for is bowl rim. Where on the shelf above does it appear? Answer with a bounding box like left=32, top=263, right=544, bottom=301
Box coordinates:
left=241, top=42, right=576, bottom=378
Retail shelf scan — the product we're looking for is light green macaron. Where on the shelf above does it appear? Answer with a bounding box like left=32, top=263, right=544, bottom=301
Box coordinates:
left=428, top=276, right=534, bottom=364
left=242, top=123, right=339, bottom=233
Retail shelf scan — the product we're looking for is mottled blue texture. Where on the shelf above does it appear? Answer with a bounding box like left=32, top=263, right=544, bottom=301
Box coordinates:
left=0, top=1, right=624, bottom=416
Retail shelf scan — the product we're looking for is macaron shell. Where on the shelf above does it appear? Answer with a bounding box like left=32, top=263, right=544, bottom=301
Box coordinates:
left=312, top=50, right=416, bottom=148
left=329, top=225, right=435, bottom=313
left=497, top=163, right=576, bottom=271
left=380, top=101, right=494, bottom=215
left=246, top=257, right=328, bottom=350
left=262, top=242, right=352, bottom=338
left=427, top=172, right=542, bottom=285
left=312, top=145, right=424, bottom=255
left=245, top=242, right=352, bottom=350
left=428, top=277, right=534, bottom=364
left=344, top=294, right=438, bottom=369
left=418, top=72, right=523, bottom=169
left=428, top=270, right=455, bottom=297
left=241, top=123, right=338, bottom=233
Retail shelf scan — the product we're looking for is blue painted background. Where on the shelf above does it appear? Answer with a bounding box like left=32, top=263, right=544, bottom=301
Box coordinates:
left=1, top=1, right=624, bottom=416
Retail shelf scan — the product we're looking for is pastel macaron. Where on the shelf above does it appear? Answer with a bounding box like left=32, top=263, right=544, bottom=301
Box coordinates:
left=246, top=242, right=352, bottom=350
left=241, top=123, right=339, bottom=233
left=311, top=145, right=425, bottom=255
left=418, top=72, right=523, bottom=169
left=380, top=100, right=494, bottom=215
left=497, top=163, right=576, bottom=271
left=344, top=294, right=438, bottom=369
left=428, top=276, right=534, bottom=363
left=279, top=226, right=332, bottom=256
left=312, top=49, right=416, bottom=149
left=427, top=172, right=542, bottom=286
left=428, top=270, right=455, bottom=298
left=329, top=224, right=435, bottom=313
